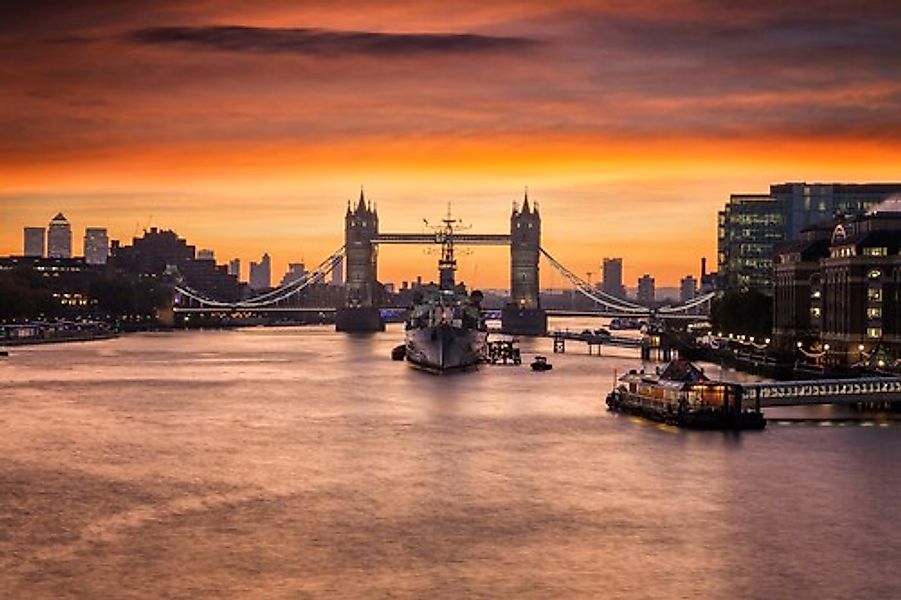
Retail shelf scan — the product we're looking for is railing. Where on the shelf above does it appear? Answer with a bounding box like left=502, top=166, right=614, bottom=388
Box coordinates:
left=742, top=378, right=901, bottom=407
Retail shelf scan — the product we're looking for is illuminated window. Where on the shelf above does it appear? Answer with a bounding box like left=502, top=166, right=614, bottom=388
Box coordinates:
left=868, top=288, right=882, bottom=302
left=868, top=269, right=882, bottom=279
left=867, top=327, right=882, bottom=339
left=810, top=307, right=822, bottom=318
left=863, top=247, right=888, bottom=257
left=811, top=290, right=821, bottom=299
left=867, top=307, right=882, bottom=320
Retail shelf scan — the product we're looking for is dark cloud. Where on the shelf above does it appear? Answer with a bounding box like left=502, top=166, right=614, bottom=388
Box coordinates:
left=126, top=25, right=538, bottom=56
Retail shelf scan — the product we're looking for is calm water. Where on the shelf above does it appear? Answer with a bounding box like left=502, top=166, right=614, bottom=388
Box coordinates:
left=2, top=323, right=900, bottom=599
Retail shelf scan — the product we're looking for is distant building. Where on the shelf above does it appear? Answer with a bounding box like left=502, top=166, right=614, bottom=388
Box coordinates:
left=280, top=262, right=307, bottom=287
left=717, top=194, right=783, bottom=291
left=773, top=197, right=901, bottom=365
left=637, top=274, right=655, bottom=305
left=47, top=213, right=72, bottom=259
left=699, top=257, right=716, bottom=293
left=601, top=258, right=625, bottom=298
left=331, top=256, right=344, bottom=286
left=197, top=249, right=215, bottom=261
left=679, top=275, right=697, bottom=303
left=227, top=258, right=241, bottom=279
left=109, top=227, right=239, bottom=302
left=83, top=227, right=109, bottom=265
left=718, top=183, right=901, bottom=292
left=23, top=227, right=45, bottom=257
left=249, top=253, right=271, bottom=290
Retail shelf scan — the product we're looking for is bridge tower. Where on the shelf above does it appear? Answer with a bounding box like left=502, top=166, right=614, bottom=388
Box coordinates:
left=336, top=190, right=385, bottom=331
left=502, top=191, right=547, bottom=335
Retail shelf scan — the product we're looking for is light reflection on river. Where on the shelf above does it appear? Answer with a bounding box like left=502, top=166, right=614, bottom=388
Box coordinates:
left=2, top=321, right=900, bottom=599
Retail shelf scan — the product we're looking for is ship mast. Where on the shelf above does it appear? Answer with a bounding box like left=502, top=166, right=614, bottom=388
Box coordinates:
left=438, top=203, right=457, bottom=290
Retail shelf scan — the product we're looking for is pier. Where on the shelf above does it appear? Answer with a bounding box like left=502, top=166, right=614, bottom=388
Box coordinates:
left=741, top=377, right=901, bottom=408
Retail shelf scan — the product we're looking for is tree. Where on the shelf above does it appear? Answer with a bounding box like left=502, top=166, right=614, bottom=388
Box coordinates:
left=710, top=289, right=772, bottom=339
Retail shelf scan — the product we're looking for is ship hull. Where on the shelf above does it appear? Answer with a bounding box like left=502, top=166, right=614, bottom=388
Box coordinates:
left=405, top=325, right=487, bottom=373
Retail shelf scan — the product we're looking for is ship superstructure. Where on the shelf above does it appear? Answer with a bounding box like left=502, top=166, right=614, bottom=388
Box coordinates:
left=404, top=208, right=488, bottom=372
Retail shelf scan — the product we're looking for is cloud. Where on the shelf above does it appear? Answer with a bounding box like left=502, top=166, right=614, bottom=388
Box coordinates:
left=126, top=25, right=538, bottom=56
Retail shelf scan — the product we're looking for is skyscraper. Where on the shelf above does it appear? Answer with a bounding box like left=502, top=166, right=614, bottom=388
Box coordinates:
left=249, top=253, right=271, bottom=290
left=23, top=227, right=45, bottom=257
left=227, top=258, right=241, bottom=279
left=280, top=262, right=307, bottom=286
left=601, top=258, right=625, bottom=298
left=83, top=227, right=109, bottom=265
left=47, top=213, right=72, bottom=258
left=679, top=275, right=697, bottom=303
left=637, top=274, right=655, bottom=305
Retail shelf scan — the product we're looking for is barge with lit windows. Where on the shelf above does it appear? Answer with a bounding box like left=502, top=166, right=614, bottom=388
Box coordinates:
left=606, top=360, right=766, bottom=430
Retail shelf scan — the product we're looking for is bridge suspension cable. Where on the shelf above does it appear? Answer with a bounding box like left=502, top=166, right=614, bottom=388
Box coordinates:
left=539, top=247, right=650, bottom=314
left=174, top=246, right=345, bottom=309
left=657, top=291, right=715, bottom=314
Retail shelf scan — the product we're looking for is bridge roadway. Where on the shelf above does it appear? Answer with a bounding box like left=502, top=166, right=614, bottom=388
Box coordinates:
left=741, top=377, right=901, bottom=407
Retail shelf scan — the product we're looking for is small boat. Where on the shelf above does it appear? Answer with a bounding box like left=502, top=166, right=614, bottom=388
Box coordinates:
left=391, top=344, right=406, bottom=361
left=530, top=355, right=552, bottom=371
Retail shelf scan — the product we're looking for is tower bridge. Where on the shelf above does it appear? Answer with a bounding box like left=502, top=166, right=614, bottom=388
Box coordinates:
left=172, top=190, right=714, bottom=333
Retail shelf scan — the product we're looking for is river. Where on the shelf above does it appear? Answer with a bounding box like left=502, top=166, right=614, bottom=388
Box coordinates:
left=2, top=322, right=900, bottom=598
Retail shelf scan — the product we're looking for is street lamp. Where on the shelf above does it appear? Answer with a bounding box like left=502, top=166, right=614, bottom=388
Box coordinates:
left=858, top=344, right=865, bottom=364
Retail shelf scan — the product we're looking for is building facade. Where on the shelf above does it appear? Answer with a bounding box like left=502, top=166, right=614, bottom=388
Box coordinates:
left=601, top=257, right=625, bottom=298
left=773, top=198, right=901, bottom=366
left=249, top=253, right=272, bottom=291
left=227, top=258, right=241, bottom=278
left=509, top=194, right=540, bottom=309
left=637, top=274, right=655, bottom=305
left=718, top=183, right=901, bottom=292
left=280, top=262, right=307, bottom=287
left=83, top=227, right=109, bottom=265
left=680, top=275, right=697, bottom=303
left=717, top=194, right=784, bottom=291
left=47, top=213, right=72, bottom=259
left=23, top=227, right=45, bottom=257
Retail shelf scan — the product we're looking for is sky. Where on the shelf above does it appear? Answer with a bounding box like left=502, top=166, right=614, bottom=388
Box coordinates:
left=1, top=0, right=899, bottom=288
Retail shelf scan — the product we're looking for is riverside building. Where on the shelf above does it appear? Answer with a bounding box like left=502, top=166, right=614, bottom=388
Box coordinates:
left=773, top=198, right=901, bottom=366
left=718, top=183, right=901, bottom=292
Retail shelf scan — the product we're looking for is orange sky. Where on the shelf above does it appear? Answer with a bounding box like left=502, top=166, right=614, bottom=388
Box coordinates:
left=1, top=1, right=899, bottom=287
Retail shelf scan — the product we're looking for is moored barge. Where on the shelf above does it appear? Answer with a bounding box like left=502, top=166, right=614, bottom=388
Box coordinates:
left=606, top=360, right=766, bottom=430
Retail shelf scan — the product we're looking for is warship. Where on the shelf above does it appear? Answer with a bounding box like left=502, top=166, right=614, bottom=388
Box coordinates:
left=404, top=210, right=488, bottom=373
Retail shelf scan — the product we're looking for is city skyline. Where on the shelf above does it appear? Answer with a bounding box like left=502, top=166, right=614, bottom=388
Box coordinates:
left=2, top=1, right=899, bottom=286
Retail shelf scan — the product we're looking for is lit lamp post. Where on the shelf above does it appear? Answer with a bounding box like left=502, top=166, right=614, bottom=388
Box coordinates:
left=823, top=344, right=830, bottom=367
left=858, top=344, right=865, bottom=365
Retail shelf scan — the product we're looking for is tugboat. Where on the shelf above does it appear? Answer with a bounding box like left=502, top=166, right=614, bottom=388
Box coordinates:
left=404, top=208, right=488, bottom=373
left=606, top=359, right=766, bottom=430
left=530, top=355, right=553, bottom=371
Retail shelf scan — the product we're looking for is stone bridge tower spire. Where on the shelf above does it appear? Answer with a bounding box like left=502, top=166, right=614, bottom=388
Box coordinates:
left=336, top=189, right=384, bottom=331
left=502, top=189, right=547, bottom=334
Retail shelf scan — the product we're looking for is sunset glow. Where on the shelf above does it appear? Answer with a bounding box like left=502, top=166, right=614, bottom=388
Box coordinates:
left=2, top=1, right=899, bottom=286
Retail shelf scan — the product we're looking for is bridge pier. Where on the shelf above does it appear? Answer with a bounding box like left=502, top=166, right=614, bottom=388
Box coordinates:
left=501, top=306, right=547, bottom=336
left=335, top=307, right=384, bottom=332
